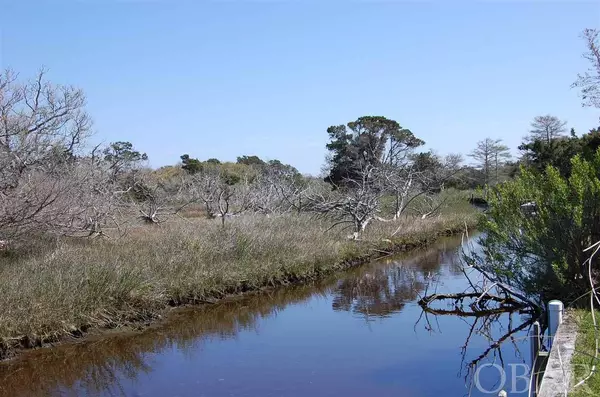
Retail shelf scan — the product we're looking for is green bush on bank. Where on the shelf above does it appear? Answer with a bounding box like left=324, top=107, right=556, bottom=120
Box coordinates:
left=470, top=150, right=600, bottom=305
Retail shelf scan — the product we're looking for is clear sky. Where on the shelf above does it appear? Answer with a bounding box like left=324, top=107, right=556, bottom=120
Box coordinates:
left=2, top=1, right=599, bottom=175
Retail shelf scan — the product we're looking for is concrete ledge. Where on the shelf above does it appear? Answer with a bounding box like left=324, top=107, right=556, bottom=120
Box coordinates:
left=537, top=312, right=578, bottom=397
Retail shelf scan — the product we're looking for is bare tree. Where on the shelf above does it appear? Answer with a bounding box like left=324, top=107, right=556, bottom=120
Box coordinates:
left=573, top=28, right=600, bottom=109
left=375, top=136, right=433, bottom=220
left=186, top=170, right=221, bottom=218
left=306, top=150, right=465, bottom=238
left=0, top=68, right=93, bottom=242
left=491, top=142, right=511, bottom=185
left=68, top=157, right=120, bottom=237
left=246, top=173, right=287, bottom=215
left=184, top=168, right=255, bottom=226
left=469, top=138, right=510, bottom=191
left=305, top=165, right=382, bottom=240
left=125, top=170, right=184, bottom=224
left=379, top=163, right=415, bottom=219
left=0, top=165, right=83, bottom=240
left=390, top=153, right=464, bottom=222
left=528, top=115, right=567, bottom=144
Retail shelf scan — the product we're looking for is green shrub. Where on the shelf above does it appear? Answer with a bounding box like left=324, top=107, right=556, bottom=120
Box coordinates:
left=470, top=150, right=600, bottom=304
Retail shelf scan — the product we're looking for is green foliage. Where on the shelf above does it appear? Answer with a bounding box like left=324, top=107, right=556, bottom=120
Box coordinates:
left=180, top=154, right=203, bottom=174
left=266, top=159, right=300, bottom=176
left=180, top=154, right=301, bottom=187
left=519, top=127, right=600, bottom=177
left=237, top=155, right=265, bottom=167
left=445, top=167, right=483, bottom=190
left=411, top=151, right=463, bottom=193
left=221, top=162, right=257, bottom=184
left=412, top=151, right=440, bottom=173
left=324, top=116, right=423, bottom=186
left=469, top=138, right=512, bottom=189
left=153, top=165, right=186, bottom=180
left=472, top=150, right=600, bottom=304
left=220, top=169, right=241, bottom=185
left=103, top=141, right=148, bottom=176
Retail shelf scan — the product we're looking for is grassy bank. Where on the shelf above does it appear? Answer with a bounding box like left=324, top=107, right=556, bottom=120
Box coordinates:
left=0, top=210, right=477, bottom=359
left=570, top=310, right=600, bottom=396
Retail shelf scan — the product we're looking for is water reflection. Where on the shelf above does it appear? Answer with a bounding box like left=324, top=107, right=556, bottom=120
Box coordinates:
left=0, top=235, right=532, bottom=397
left=0, top=282, right=330, bottom=397
left=331, top=239, right=463, bottom=319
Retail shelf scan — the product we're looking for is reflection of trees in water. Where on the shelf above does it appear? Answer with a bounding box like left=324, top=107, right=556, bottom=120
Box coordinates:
left=331, top=236, right=465, bottom=318
left=414, top=308, right=534, bottom=396
left=0, top=282, right=332, bottom=397
left=460, top=312, right=533, bottom=396
left=332, top=266, right=425, bottom=317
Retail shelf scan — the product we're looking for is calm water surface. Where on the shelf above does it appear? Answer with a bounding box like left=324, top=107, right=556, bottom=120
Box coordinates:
left=0, top=235, right=533, bottom=397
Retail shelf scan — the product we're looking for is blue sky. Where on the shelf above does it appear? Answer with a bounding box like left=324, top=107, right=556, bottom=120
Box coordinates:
left=2, top=1, right=599, bottom=175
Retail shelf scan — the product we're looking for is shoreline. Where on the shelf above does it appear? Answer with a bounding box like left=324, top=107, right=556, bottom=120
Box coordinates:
left=0, top=215, right=477, bottom=361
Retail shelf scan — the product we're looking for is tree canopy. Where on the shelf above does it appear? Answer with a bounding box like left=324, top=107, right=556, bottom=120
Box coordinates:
left=324, top=116, right=424, bottom=186
left=469, top=138, right=511, bottom=189
left=180, top=154, right=203, bottom=174
left=527, top=115, right=567, bottom=144
left=237, top=155, right=265, bottom=167
left=103, top=141, right=148, bottom=178
left=519, top=126, right=600, bottom=177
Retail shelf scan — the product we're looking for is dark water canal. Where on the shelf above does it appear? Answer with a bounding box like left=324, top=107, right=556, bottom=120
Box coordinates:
left=0, top=235, right=533, bottom=397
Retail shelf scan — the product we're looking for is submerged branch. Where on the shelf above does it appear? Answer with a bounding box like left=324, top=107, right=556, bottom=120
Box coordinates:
left=418, top=292, right=530, bottom=317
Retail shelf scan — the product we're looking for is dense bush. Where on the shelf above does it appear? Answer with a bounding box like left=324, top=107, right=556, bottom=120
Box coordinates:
left=470, top=149, right=600, bottom=304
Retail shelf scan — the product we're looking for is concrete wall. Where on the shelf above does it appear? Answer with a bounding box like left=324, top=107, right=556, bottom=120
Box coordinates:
left=537, top=311, right=578, bottom=397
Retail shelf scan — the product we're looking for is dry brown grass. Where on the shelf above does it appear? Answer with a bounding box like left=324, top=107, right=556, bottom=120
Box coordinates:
left=0, top=210, right=478, bottom=358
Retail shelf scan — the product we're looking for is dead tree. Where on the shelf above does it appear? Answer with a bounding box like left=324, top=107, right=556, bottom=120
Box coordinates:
left=247, top=166, right=308, bottom=215
left=305, top=165, right=382, bottom=239
left=216, top=185, right=234, bottom=227
left=378, top=162, right=415, bottom=220
left=378, top=153, right=463, bottom=222
left=125, top=171, right=183, bottom=224
left=0, top=68, right=92, bottom=243
left=245, top=173, right=283, bottom=215
left=414, top=237, right=540, bottom=396
left=573, top=28, right=600, bottom=109
left=186, top=171, right=220, bottom=218
left=377, top=131, right=424, bottom=219
left=70, top=153, right=132, bottom=237
left=185, top=169, right=253, bottom=226
left=411, top=194, right=447, bottom=220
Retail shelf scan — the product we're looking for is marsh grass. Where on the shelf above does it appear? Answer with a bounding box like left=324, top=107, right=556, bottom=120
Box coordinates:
left=0, top=210, right=477, bottom=358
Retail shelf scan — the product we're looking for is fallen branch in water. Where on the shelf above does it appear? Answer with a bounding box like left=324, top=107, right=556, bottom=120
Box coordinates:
left=418, top=292, right=529, bottom=317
